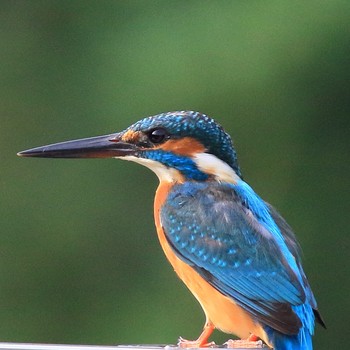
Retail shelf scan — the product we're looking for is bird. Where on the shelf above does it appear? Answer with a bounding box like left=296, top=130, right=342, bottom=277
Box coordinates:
left=18, top=111, right=325, bottom=349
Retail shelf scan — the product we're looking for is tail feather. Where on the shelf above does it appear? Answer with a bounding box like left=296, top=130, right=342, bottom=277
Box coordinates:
left=264, top=303, right=315, bottom=350
left=264, top=329, right=312, bottom=350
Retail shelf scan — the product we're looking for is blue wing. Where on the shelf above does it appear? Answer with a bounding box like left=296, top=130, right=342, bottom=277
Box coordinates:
left=161, top=181, right=313, bottom=335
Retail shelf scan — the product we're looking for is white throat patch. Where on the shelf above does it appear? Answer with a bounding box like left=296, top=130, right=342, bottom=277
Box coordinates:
left=121, top=155, right=183, bottom=183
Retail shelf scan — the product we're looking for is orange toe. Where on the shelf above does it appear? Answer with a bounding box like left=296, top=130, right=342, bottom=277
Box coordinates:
left=178, top=337, right=216, bottom=348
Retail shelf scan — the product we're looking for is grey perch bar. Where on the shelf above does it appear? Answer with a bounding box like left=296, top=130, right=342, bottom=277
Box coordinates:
left=0, top=343, right=267, bottom=350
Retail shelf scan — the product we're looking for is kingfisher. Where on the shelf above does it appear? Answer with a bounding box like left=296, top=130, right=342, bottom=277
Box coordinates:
left=18, top=111, right=325, bottom=349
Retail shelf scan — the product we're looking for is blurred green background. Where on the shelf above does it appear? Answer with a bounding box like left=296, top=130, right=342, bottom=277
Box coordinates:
left=1, top=1, right=349, bottom=349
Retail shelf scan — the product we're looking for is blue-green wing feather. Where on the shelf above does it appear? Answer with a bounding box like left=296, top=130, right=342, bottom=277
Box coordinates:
left=161, top=181, right=309, bottom=335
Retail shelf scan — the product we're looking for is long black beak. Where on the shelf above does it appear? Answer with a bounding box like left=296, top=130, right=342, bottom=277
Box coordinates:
left=17, top=133, right=137, bottom=158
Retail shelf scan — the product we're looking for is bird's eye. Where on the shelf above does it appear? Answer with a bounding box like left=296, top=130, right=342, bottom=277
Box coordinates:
left=148, top=128, right=168, bottom=144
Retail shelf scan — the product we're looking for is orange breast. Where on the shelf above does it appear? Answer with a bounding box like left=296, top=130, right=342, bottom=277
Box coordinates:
left=153, top=181, right=268, bottom=343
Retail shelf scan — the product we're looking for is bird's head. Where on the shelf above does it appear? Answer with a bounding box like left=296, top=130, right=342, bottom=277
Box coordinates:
left=18, top=111, right=242, bottom=183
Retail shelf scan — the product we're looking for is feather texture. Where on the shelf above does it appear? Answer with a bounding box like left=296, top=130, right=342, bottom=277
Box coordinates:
left=160, top=180, right=318, bottom=348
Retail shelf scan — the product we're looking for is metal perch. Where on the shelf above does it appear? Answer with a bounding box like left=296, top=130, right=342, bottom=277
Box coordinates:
left=0, top=343, right=268, bottom=350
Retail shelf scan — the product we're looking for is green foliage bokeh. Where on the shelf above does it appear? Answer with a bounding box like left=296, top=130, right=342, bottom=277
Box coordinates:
left=1, top=1, right=349, bottom=349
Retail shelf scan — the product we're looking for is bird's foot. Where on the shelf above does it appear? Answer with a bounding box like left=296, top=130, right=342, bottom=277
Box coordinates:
left=178, top=337, right=216, bottom=348
left=178, top=321, right=215, bottom=348
left=225, top=335, right=264, bottom=348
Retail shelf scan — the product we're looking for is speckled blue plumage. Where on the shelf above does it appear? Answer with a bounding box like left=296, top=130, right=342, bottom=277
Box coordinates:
left=161, top=180, right=317, bottom=349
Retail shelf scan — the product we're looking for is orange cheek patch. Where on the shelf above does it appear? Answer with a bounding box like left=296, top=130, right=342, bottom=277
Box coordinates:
left=160, top=137, right=206, bottom=156
left=121, top=130, right=142, bottom=143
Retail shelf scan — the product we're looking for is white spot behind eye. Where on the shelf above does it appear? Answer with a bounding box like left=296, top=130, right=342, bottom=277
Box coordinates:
left=193, top=153, right=240, bottom=184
